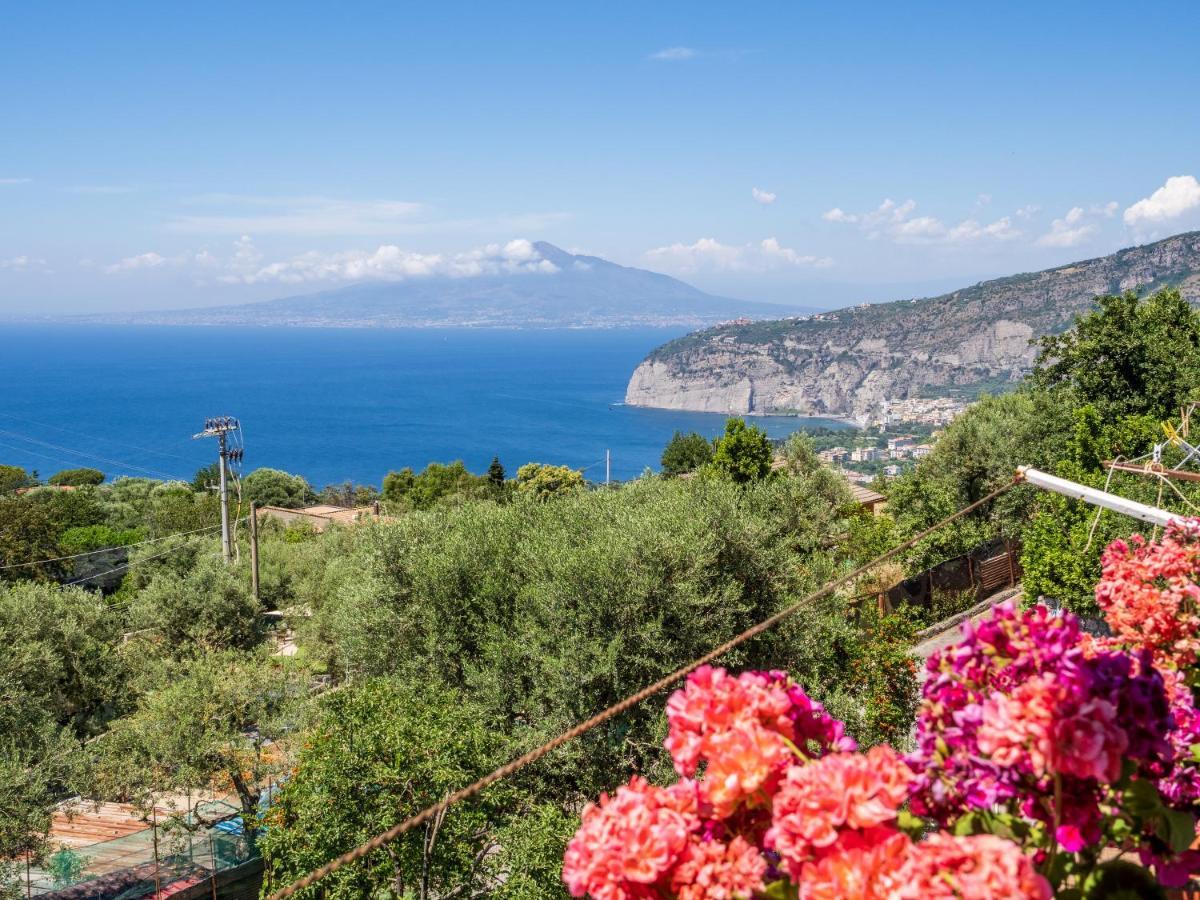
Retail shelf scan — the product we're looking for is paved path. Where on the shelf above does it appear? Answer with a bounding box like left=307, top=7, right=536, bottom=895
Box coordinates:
left=911, top=585, right=1023, bottom=664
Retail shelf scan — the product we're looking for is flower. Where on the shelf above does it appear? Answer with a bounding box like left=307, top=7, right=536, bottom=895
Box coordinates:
left=764, top=745, right=911, bottom=879
left=562, top=776, right=700, bottom=899
left=664, top=667, right=854, bottom=817
left=670, top=835, right=767, bottom=900
left=1095, top=519, right=1200, bottom=669
left=891, top=832, right=1051, bottom=899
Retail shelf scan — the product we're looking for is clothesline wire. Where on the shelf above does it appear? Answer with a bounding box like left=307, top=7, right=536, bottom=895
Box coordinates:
left=265, top=476, right=1020, bottom=900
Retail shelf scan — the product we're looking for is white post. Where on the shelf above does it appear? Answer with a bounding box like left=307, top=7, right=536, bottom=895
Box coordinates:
left=218, top=432, right=231, bottom=562
left=605, top=449, right=611, bottom=486
left=1017, top=466, right=1186, bottom=528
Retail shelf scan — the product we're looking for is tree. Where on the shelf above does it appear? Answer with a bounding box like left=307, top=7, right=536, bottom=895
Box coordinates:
left=660, top=431, right=713, bottom=476
left=89, top=650, right=307, bottom=822
left=383, top=461, right=490, bottom=511
left=487, top=456, right=506, bottom=488
left=515, top=462, right=585, bottom=500
left=128, top=554, right=264, bottom=652
left=190, top=462, right=220, bottom=493
left=709, top=418, right=773, bottom=484
left=47, top=467, right=104, bottom=487
left=260, top=679, right=554, bottom=900
left=0, top=465, right=32, bottom=495
left=1032, top=288, right=1200, bottom=421
left=242, top=467, right=316, bottom=509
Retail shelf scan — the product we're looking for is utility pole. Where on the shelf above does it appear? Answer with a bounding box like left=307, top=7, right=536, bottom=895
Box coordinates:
left=249, top=501, right=260, bottom=600
left=193, top=417, right=243, bottom=563
left=605, top=449, right=611, bottom=486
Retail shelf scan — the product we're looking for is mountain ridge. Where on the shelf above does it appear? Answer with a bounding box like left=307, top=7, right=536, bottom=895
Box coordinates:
left=74, top=243, right=808, bottom=329
left=625, top=232, right=1200, bottom=420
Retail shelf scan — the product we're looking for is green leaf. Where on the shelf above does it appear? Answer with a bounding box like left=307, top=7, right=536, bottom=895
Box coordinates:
left=952, top=811, right=982, bottom=836
left=1081, top=860, right=1167, bottom=900
left=1159, top=807, right=1197, bottom=855
left=760, top=878, right=799, bottom=900
left=1122, top=778, right=1163, bottom=818
left=896, top=808, right=927, bottom=838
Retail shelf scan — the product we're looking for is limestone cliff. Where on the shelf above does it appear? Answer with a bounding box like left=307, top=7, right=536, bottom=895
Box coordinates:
left=626, top=232, right=1200, bottom=419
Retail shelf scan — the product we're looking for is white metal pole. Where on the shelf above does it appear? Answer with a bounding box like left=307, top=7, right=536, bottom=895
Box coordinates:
left=218, top=432, right=231, bottom=562
left=605, top=449, right=610, bottom=486
left=1017, top=466, right=1186, bottom=528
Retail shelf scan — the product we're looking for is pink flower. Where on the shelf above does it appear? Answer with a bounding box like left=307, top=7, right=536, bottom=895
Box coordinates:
left=765, top=745, right=912, bottom=879
left=664, top=667, right=854, bottom=817
left=891, top=832, right=1051, bottom=899
left=796, top=832, right=913, bottom=900
left=670, top=835, right=767, bottom=900
left=562, top=776, right=700, bottom=899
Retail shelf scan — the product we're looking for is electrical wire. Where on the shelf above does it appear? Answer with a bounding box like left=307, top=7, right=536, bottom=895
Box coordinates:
left=265, top=477, right=1020, bottom=900
left=0, top=523, right=226, bottom=570
left=0, top=429, right=189, bottom=482
left=0, top=411, right=199, bottom=463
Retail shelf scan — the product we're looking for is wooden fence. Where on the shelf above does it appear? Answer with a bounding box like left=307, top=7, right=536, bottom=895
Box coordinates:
left=885, top=537, right=1021, bottom=611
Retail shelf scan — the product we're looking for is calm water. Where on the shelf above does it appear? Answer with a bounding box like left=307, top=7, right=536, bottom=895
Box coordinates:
left=0, top=325, right=853, bottom=485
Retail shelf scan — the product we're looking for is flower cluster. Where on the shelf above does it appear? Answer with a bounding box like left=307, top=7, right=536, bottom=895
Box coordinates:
left=1096, top=519, right=1200, bottom=669
left=664, top=667, right=854, bottom=817
left=565, top=524, right=1200, bottom=898
left=908, top=600, right=1172, bottom=850
left=565, top=667, right=1050, bottom=899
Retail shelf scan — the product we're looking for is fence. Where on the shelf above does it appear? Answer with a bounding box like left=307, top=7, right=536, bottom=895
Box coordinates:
left=884, top=537, right=1022, bottom=612
left=24, top=806, right=261, bottom=900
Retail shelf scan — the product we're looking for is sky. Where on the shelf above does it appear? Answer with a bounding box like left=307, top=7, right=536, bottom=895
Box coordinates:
left=1, top=0, right=1199, bottom=314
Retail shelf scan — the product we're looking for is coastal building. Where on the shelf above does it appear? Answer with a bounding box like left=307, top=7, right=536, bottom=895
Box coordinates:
left=256, top=503, right=394, bottom=532
left=912, top=444, right=934, bottom=458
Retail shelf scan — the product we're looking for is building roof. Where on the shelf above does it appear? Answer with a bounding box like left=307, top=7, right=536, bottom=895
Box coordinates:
left=848, top=484, right=887, bottom=505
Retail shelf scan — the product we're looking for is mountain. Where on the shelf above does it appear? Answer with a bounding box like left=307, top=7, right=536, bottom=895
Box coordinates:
left=83, top=243, right=807, bottom=328
left=625, top=231, right=1200, bottom=420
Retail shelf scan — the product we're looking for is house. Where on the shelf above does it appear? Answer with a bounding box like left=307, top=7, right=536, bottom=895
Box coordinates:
left=255, top=503, right=395, bottom=532
left=912, top=443, right=934, bottom=459
left=847, top=483, right=888, bottom=515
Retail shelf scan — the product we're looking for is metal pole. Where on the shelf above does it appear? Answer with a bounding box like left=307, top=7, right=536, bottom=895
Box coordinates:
left=152, top=805, right=161, bottom=899
left=249, top=502, right=260, bottom=600
left=218, top=432, right=231, bottom=563
left=605, top=449, right=610, bottom=486
left=1017, top=466, right=1186, bottom=528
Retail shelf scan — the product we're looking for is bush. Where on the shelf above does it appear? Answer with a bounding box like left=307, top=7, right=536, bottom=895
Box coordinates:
left=48, top=468, right=104, bottom=487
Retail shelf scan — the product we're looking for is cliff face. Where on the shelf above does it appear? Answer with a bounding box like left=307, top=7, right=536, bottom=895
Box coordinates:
left=626, top=232, right=1200, bottom=419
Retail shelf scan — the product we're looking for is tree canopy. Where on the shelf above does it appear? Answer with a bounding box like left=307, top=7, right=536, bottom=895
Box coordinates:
left=660, top=431, right=713, bottom=476
left=47, top=467, right=104, bottom=487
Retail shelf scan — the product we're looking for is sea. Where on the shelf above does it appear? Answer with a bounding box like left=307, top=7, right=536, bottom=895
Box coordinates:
left=0, top=325, right=854, bottom=486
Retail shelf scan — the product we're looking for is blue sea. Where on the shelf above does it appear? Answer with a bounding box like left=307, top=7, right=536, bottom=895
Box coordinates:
left=0, top=325, right=853, bottom=486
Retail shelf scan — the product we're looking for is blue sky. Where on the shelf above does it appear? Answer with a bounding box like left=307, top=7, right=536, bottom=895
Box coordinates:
left=2, top=1, right=1199, bottom=312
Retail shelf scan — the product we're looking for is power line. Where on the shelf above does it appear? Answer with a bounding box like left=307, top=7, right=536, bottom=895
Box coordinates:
left=265, top=477, right=1020, bottom=900
left=0, top=429, right=189, bottom=482
left=62, top=541, right=212, bottom=587
left=0, top=523, right=226, bottom=570
left=0, top=411, right=198, bottom=464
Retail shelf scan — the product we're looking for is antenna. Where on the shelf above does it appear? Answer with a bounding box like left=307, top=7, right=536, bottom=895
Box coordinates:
left=193, top=416, right=242, bottom=562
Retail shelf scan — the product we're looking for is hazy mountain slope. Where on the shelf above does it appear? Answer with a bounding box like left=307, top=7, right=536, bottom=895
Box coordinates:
left=625, top=231, right=1200, bottom=419
left=85, top=243, right=806, bottom=328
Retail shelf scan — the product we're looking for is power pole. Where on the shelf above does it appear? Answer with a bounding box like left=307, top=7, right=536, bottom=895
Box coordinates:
left=193, top=417, right=243, bottom=563
left=249, top=501, right=260, bottom=600
left=605, top=449, right=611, bottom=486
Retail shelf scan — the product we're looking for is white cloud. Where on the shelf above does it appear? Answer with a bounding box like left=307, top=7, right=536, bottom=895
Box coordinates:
left=1124, top=176, right=1200, bottom=227
left=1037, top=206, right=1099, bottom=247
left=1096, top=201, right=1119, bottom=218
left=0, top=178, right=31, bottom=185
left=645, top=237, right=832, bottom=273
left=823, top=198, right=1019, bottom=245
left=102, top=237, right=563, bottom=286
left=751, top=187, right=777, bottom=205
left=1015, top=204, right=1041, bottom=219
left=649, top=47, right=698, bottom=61
left=104, top=251, right=169, bottom=273
left=976, top=193, right=992, bottom=206
left=0, top=255, right=47, bottom=271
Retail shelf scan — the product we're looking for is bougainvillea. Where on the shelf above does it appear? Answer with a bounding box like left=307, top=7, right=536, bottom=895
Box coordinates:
left=1096, top=519, right=1200, bottom=669
left=566, top=523, right=1200, bottom=897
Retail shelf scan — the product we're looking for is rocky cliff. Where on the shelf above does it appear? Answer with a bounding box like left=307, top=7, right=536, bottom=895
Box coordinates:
left=626, top=232, right=1200, bottom=419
